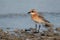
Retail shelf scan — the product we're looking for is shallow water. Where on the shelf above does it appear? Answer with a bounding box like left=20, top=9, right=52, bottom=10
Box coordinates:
left=0, top=13, right=60, bottom=31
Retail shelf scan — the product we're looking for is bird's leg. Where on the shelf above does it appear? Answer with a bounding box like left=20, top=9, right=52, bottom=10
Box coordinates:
left=35, top=24, right=37, bottom=31
left=38, top=25, right=41, bottom=32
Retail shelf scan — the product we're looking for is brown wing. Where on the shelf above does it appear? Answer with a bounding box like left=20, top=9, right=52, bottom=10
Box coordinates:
left=44, top=20, right=50, bottom=23
left=43, top=19, right=50, bottom=23
left=38, top=15, right=44, bottom=19
left=38, top=14, right=50, bottom=23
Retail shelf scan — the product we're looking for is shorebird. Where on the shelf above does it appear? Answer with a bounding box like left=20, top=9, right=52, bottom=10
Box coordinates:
left=27, top=9, right=53, bottom=32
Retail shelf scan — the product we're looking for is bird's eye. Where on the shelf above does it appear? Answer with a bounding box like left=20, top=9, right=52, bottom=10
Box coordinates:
left=31, top=11, right=34, bottom=12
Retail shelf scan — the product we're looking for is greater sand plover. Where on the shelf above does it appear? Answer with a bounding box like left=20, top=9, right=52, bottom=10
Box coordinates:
left=28, top=9, right=53, bottom=32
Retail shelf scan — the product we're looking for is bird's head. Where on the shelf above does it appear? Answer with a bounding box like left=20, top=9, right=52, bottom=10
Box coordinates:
left=28, top=9, right=37, bottom=15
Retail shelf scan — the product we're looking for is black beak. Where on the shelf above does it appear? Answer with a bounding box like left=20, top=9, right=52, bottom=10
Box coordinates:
left=27, top=12, right=31, bottom=14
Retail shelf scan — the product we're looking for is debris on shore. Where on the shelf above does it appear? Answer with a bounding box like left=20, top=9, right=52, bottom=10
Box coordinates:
left=0, top=27, right=60, bottom=40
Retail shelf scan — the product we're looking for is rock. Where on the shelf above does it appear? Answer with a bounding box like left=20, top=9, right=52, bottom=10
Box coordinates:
left=55, top=27, right=60, bottom=32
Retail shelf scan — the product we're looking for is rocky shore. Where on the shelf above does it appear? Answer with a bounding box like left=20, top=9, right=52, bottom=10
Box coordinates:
left=0, top=27, right=60, bottom=40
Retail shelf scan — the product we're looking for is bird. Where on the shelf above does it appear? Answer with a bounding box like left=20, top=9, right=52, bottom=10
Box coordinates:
left=27, top=9, right=53, bottom=32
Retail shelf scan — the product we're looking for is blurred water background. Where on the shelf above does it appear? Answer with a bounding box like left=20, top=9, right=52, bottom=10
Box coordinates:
left=0, top=12, right=60, bottom=31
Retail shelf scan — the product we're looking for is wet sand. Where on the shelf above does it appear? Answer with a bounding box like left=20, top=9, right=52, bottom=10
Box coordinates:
left=0, top=27, right=60, bottom=40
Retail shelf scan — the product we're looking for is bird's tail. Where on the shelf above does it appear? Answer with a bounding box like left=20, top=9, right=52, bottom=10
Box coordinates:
left=44, top=23, right=53, bottom=27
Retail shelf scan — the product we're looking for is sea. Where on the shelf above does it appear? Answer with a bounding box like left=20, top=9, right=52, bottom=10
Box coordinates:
left=0, top=12, right=60, bottom=31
